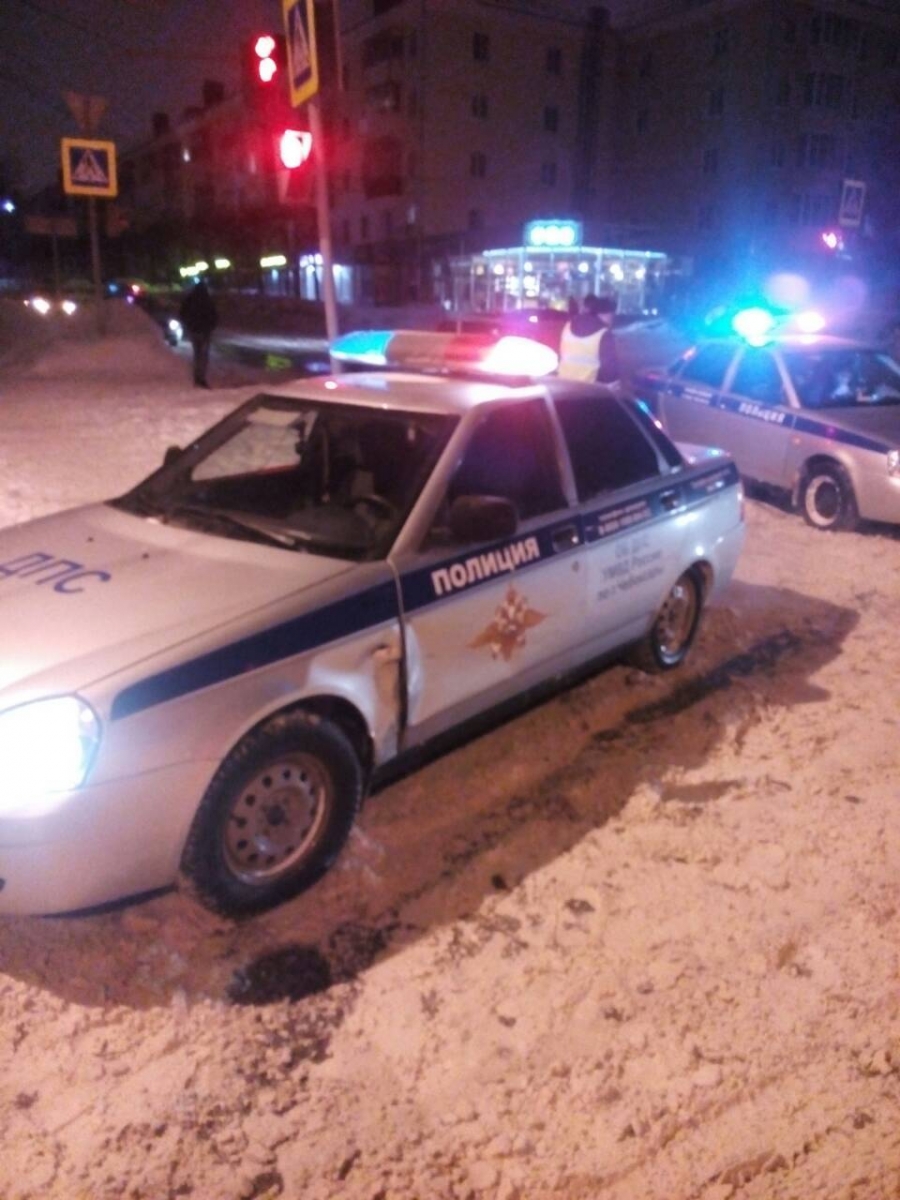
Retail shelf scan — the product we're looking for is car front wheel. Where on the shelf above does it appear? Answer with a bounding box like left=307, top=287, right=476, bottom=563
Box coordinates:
left=180, top=710, right=363, bottom=917
left=800, top=463, right=858, bottom=532
left=630, top=568, right=702, bottom=673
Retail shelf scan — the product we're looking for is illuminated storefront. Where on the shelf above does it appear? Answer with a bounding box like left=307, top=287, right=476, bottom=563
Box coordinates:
left=438, top=219, right=678, bottom=317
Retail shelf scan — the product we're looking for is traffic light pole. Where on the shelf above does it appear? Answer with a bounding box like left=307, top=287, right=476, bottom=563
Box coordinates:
left=308, top=96, right=340, bottom=356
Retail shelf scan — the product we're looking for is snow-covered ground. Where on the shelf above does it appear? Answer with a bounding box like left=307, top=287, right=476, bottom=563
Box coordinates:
left=1, top=298, right=899, bottom=1200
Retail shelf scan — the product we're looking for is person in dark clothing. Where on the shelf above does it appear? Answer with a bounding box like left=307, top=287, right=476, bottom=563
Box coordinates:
left=558, top=293, right=620, bottom=386
left=178, top=280, right=218, bottom=388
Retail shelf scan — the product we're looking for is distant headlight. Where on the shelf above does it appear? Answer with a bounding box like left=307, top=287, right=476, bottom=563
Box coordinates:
left=26, top=296, right=52, bottom=316
left=0, top=696, right=100, bottom=815
left=888, top=450, right=900, bottom=478
left=60, top=299, right=78, bottom=316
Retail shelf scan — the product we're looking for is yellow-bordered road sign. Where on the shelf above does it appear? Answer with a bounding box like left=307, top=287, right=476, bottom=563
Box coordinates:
left=283, top=0, right=318, bottom=108
left=61, top=137, right=118, bottom=197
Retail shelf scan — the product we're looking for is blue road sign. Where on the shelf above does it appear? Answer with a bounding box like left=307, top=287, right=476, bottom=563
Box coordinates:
left=61, top=138, right=118, bottom=198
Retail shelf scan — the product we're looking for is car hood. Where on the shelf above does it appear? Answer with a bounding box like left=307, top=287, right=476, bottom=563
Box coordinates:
left=807, top=403, right=900, bottom=446
left=0, top=503, right=357, bottom=699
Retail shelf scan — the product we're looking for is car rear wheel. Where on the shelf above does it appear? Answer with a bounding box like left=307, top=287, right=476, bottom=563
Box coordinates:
left=800, top=463, right=858, bottom=532
left=630, top=569, right=702, bottom=673
left=180, top=710, right=363, bottom=917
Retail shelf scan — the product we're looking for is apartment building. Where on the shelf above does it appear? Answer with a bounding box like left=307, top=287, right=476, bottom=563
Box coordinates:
left=118, top=73, right=317, bottom=289
left=613, top=0, right=900, bottom=271
left=113, top=0, right=900, bottom=308
left=328, top=0, right=617, bottom=303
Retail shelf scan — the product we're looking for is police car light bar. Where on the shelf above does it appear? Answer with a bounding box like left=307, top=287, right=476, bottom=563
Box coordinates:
left=330, top=329, right=559, bottom=378
left=731, top=305, right=828, bottom=346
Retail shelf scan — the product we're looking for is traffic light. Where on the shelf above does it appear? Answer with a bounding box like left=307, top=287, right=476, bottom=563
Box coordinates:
left=255, top=35, right=280, bottom=83
left=278, top=130, right=313, bottom=170
left=243, top=33, right=286, bottom=99
left=276, top=130, right=313, bottom=203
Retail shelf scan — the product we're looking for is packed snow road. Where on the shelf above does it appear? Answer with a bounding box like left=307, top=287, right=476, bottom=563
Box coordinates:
left=0, top=299, right=898, bottom=1200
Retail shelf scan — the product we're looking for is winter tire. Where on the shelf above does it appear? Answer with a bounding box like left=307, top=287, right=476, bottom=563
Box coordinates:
left=630, top=569, right=702, bottom=673
left=180, top=710, right=363, bottom=917
left=800, top=463, right=858, bottom=532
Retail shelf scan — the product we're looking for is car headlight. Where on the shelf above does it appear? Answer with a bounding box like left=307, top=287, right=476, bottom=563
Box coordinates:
left=0, top=696, right=100, bottom=816
left=888, top=450, right=900, bottom=478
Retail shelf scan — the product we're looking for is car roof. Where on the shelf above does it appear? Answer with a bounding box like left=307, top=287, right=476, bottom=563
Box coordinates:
left=692, top=333, right=882, bottom=354
left=257, top=370, right=547, bottom=417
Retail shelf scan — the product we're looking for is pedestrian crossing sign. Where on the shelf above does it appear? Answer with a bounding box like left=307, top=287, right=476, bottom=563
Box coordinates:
left=283, top=0, right=318, bottom=108
left=61, top=137, right=118, bottom=198
left=838, top=178, right=866, bottom=228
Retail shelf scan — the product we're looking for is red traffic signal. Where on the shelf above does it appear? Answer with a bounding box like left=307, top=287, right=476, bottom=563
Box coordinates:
left=249, top=33, right=285, bottom=85
left=279, top=129, right=313, bottom=169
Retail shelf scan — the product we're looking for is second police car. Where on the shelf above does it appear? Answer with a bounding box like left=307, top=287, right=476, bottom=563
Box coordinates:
left=0, top=330, right=745, bottom=917
left=636, top=308, right=900, bottom=532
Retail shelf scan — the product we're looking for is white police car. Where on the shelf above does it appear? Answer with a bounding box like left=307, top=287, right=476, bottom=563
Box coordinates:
left=0, top=331, right=745, bottom=917
left=637, top=309, right=900, bottom=532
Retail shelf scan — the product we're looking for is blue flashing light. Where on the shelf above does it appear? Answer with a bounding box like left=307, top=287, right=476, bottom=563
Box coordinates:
left=731, top=306, right=776, bottom=346
left=330, top=330, right=394, bottom=365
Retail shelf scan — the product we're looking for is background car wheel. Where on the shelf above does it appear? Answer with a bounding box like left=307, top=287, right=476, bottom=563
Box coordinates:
left=180, top=710, right=363, bottom=917
left=630, top=568, right=702, bottom=673
left=800, top=463, right=858, bottom=532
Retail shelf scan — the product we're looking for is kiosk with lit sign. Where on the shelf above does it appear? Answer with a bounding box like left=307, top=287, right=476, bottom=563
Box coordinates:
left=438, top=217, right=677, bottom=317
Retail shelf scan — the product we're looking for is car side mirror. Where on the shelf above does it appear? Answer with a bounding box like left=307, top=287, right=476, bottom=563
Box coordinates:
left=163, top=445, right=182, bottom=466
left=449, top=494, right=518, bottom=543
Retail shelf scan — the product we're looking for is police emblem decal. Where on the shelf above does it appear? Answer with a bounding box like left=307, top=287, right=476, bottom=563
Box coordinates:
left=469, top=585, right=546, bottom=660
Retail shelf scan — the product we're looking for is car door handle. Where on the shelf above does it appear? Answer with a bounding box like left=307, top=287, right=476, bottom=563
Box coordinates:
left=659, top=489, right=681, bottom=512
left=552, top=524, right=580, bottom=551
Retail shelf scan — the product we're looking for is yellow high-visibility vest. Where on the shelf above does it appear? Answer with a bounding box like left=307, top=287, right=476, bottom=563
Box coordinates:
left=558, top=323, right=608, bottom=382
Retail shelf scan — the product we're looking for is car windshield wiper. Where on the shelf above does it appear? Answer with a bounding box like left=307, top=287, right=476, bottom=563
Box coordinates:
left=157, top=504, right=300, bottom=549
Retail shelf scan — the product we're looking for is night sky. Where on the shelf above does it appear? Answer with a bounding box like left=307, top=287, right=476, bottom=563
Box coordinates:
left=0, top=0, right=279, bottom=194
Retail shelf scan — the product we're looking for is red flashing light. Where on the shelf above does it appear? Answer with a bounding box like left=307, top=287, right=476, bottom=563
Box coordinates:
left=279, top=129, right=313, bottom=169
left=254, top=35, right=276, bottom=58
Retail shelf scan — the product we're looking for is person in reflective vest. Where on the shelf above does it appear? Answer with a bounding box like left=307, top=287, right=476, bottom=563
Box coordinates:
left=558, top=293, right=620, bottom=385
